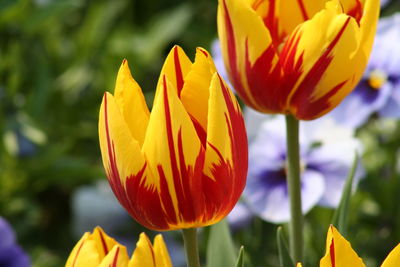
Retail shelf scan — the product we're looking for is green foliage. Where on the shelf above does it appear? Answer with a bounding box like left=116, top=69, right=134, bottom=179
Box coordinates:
left=277, top=227, right=294, bottom=267
left=331, top=152, right=359, bottom=236
left=207, top=220, right=237, bottom=267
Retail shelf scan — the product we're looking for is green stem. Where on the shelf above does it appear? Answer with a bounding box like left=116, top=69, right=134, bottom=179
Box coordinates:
left=182, top=228, right=201, bottom=267
left=285, top=114, right=303, bottom=263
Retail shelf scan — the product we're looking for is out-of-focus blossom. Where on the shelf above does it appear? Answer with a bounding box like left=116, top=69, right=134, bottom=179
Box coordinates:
left=98, top=46, right=247, bottom=231
left=331, top=13, right=400, bottom=127
left=217, top=0, right=379, bottom=120
left=71, top=181, right=130, bottom=238
left=0, top=217, right=30, bottom=267
left=239, top=109, right=363, bottom=223
left=380, top=0, right=391, bottom=8
left=66, top=227, right=172, bottom=267
left=320, top=225, right=400, bottom=267
left=227, top=201, right=253, bottom=229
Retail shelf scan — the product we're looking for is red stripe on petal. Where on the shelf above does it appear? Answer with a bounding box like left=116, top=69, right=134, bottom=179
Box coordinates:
left=244, top=39, right=284, bottom=113
left=145, top=236, right=157, bottom=266
left=72, top=240, right=85, bottom=267
left=174, top=46, right=185, bottom=97
left=98, top=229, right=109, bottom=255
left=330, top=239, right=336, bottom=267
left=296, top=0, right=309, bottom=21
left=103, top=95, right=163, bottom=228
left=190, top=115, right=207, bottom=148
left=201, top=76, right=247, bottom=222
left=347, top=0, right=362, bottom=25
left=111, top=247, right=120, bottom=267
left=221, top=0, right=254, bottom=107
left=288, top=17, right=352, bottom=119
left=162, top=76, right=206, bottom=224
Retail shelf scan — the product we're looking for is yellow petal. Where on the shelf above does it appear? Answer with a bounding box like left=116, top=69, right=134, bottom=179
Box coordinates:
left=65, top=233, right=102, bottom=267
left=113, top=60, right=150, bottom=147
left=129, top=233, right=156, bottom=267
left=98, top=245, right=130, bottom=267
left=217, top=0, right=282, bottom=112
left=204, top=74, right=235, bottom=172
left=155, top=45, right=192, bottom=102
left=278, top=0, right=326, bottom=36
left=153, top=234, right=173, bottom=267
left=381, top=243, right=400, bottom=267
left=283, top=0, right=361, bottom=119
left=202, top=74, right=247, bottom=223
left=90, top=227, right=120, bottom=260
left=98, top=92, right=147, bottom=209
left=359, top=0, right=379, bottom=56
left=180, top=47, right=215, bottom=139
left=142, top=75, right=204, bottom=229
left=320, top=225, right=365, bottom=267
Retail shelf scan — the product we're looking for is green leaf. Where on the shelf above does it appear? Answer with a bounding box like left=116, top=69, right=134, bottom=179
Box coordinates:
left=277, top=227, right=295, bottom=267
left=235, top=246, right=245, bottom=267
left=207, top=219, right=236, bottom=267
left=331, top=152, right=359, bottom=236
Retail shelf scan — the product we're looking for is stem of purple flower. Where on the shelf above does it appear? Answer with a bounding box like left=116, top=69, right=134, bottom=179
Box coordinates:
left=285, top=114, right=304, bottom=263
left=182, top=228, right=201, bottom=267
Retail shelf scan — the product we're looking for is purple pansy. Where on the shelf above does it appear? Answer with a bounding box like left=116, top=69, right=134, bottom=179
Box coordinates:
left=229, top=109, right=364, bottom=224
left=0, top=217, right=30, bottom=267
left=331, top=13, right=400, bottom=127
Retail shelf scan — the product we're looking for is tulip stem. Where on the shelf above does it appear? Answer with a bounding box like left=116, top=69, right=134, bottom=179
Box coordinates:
left=182, top=228, right=201, bottom=267
left=285, top=114, right=303, bottom=263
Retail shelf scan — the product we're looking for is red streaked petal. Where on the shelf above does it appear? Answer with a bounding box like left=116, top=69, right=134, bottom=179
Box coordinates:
left=155, top=45, right=192, bottom=101
left=280, top=2, right=361, bottom=119
left=217, top=0, right=283, bottom=113
left=141, top=75, right=205, bottom=230
left=202, top=74, right=248, bottom=224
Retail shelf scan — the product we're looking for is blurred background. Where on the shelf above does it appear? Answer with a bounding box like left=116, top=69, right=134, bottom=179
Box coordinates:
left=0, top=0, right=400, bottom=266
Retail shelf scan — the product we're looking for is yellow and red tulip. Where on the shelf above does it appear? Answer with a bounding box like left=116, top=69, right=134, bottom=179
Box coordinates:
left=66, top=227, right=172, bottom=267
left=217, top=0, right=379, bottom=120
left=98, top=46, right=248, bottom=231
left=320, top=225, right=400, bottom=267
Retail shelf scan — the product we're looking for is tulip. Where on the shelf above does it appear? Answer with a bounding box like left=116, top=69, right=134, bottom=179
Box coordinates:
left=320, top=225, right=400, bottom=267
left=65, top=227, right=130, bottom=267
left=65, top=227, right=173, bottom=267
left=217, top=0, right=379, bottom=120
left=98, top=46, right=248, bottom=231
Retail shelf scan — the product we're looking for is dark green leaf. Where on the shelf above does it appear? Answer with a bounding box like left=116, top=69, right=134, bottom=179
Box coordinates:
left=277, top=227, right=295, bottom=267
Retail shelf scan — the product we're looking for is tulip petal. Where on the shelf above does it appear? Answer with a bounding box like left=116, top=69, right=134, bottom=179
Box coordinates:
left=91, top=227, right=120, bottom=259
left=382, top=243, right=400, bottom=267
left=98, top=93, right=148, bottom=225
left=129, top=233, right=156, bottom=267
left=202, top=74, right=247, bottom=223
left=113, top=60, right=150, bottom=146
left=320, top=225, right=365, bottom=267
left=281, top=0, right=362, bottom=119
left=153, top=234, right=173, bottom=267
left=218, top=0, right=284, bottom=113
left=180, top=48, right=216, bottom=145
left=357, top=0, right=380, bottom=74
left=98, top=245, right=130, bottom=267
left=156, top=45, right=192, bottom=100
left=141, top=75, right=205, bottom=230
left=278, top=0, right=326, bottom=36
left=65, top=233, right=101, bottom=267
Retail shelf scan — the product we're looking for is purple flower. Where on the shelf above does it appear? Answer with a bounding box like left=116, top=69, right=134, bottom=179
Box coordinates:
left=233, top=109, right=364, bottom=224
left=0, top=217, right=30, bottom=267
left=331, top=13, right=400, bottom=127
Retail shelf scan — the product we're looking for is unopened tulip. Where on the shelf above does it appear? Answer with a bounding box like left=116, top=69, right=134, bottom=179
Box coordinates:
left=98, top=46, right=248, bottom=230
left=217, top=0, right=379, bottom=120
